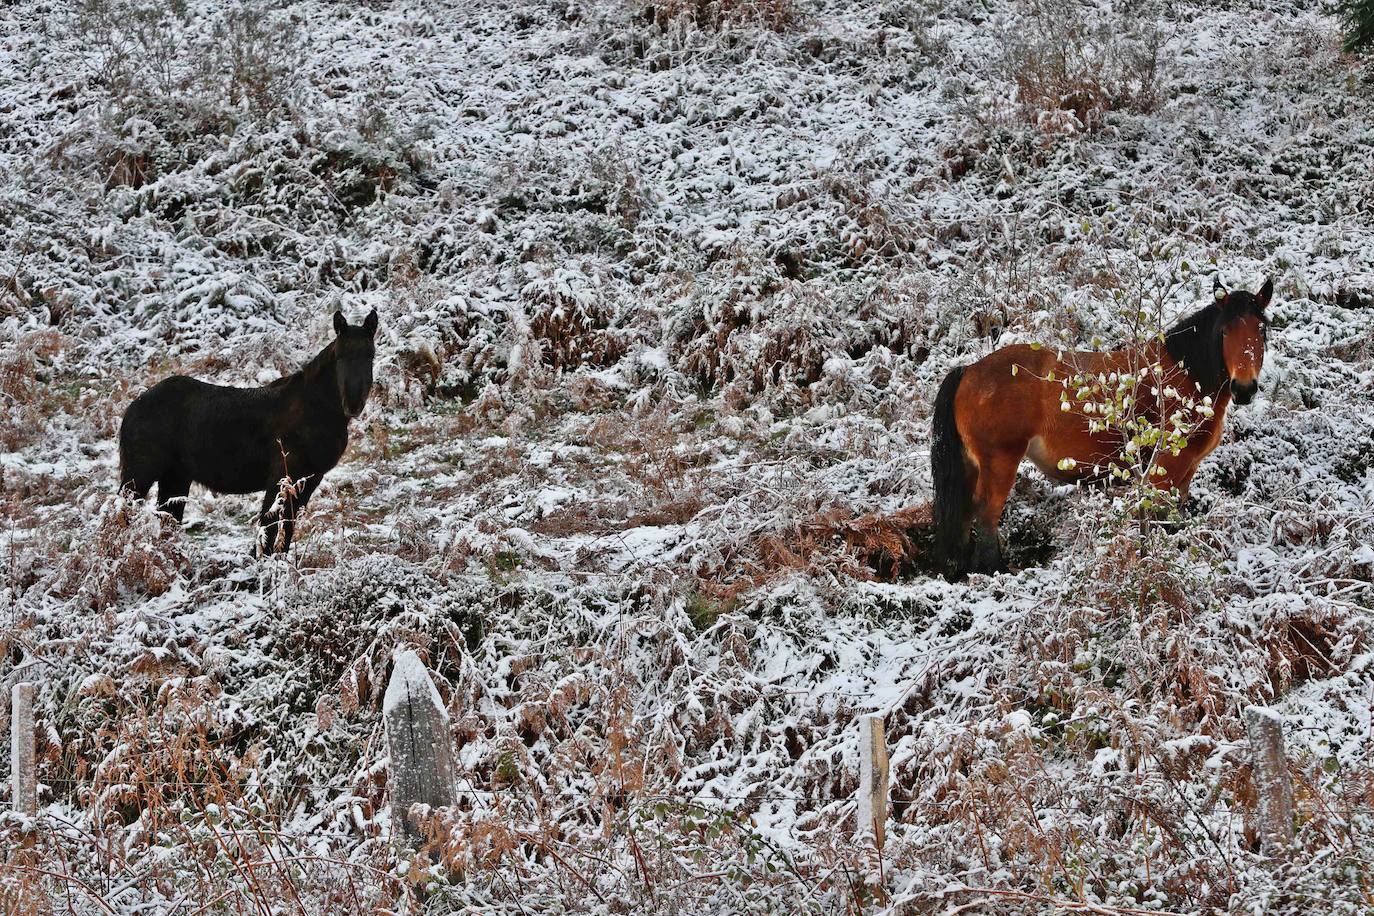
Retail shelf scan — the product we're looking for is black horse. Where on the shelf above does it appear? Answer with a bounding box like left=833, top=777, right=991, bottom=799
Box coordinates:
left=119, top=310, right=378, bottom=554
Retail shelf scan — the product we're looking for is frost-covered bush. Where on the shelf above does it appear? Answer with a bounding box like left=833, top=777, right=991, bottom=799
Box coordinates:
left=649, top=0, right=800, bottom=33
left=772, top=165, right=921, bottom=272
left=273, top=557, right=485, bottom=711
left=311, top=90, right=432, bottom=212
left=0, top=331, right=70, bottom=450
left=669, top=262, right=938, bottom=405
left=48, top=493, right=191, bottom=611
left=69, top=0, right=196, bottom=110
left=62, top=0, right=303, bottom=195
left=517, top=260, right=634, bottom=374
left=1003, top=0, right=1170, bottom=135
left=423, top=293, right=510, bottom=394
left=206, top=1, right=306, bottom=116
left=69, top=0, right=302, bottom=124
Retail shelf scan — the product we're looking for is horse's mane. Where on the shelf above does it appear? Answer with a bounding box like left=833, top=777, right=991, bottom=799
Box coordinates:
left=1163, top=292, right=1265, bottom=394
left=268, top=340, right=336, bottom=390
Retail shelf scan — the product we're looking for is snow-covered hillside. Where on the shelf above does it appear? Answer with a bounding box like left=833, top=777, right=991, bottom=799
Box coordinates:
left=2, top=0, right=1372, bottom=911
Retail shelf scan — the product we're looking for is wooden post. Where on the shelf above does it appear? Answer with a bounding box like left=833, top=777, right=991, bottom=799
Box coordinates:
left=383, top=651, right=456, bottom=846
left=857, top=714, right=890, bottom=901
left=1244, top=705, right=1294, bottom=857
left=857, top=714, right=889, bottom=847
left=10, top=682, right=36, bottom=819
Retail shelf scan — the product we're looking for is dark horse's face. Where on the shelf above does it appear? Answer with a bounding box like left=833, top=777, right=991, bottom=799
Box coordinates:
left=333, top=309, right=378, bottom=418
left=1219, top=279, right=1272, bottom=406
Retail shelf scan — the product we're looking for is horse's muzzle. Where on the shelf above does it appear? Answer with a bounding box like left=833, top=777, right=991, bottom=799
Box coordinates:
left=1231, top=379, right=1258, bottom=405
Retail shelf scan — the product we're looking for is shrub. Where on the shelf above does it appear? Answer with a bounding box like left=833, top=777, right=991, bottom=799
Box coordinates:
left=273, top=557, right=485, bottom=711
left=1003, top=0, right=1169, bottom=135
left=65, top=0, right=303, bottom=185
left=33, top=683, right=401, bottom=912
left=0, top=331, right=68, bottom=450
left=772, top=166, right=921, bottom=272
left=312, top=89, right=431, bottom=211
left=48, top=493, right=191, bottom=611
left=670, top=262, right=903, bottom=403
left=516, top=261, right=632, bottom=374
left=70, top=0, right=301, bottom=122
left=649, top=0, right=799, bottom=33
left=207, top=1, right=305, bottom=116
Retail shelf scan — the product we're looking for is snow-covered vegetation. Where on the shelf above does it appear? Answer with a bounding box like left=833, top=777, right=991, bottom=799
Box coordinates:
left=2, top=0, right=1372, bottom=911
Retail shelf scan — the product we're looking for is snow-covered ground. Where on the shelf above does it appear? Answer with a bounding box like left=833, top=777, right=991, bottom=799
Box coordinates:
left=2, top=0, right=1373, bottom=911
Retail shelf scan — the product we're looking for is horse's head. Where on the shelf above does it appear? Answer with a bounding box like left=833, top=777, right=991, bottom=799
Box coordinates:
left=332, top=308, right=378, bottom=418
left=1217, top=278, right=1271, bottom=406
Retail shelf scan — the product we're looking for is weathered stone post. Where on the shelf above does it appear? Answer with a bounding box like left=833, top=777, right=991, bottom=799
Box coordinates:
left=383, top=651, right=456, bottom=845
left=1245, top=705, right=1294, bottom=857
left=10, top=682, right=35, bottom=819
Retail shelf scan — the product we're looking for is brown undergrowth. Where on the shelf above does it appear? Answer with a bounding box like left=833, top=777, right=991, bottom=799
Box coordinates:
left=47, top=493, right=191, bottom=612
left=1004, top=0, right=1168, bottom=136
left=649, top=0, right=799, bottom=33
left=2, top=679, right=400, bottom=913
left=699, top=503, right=934, bottom=601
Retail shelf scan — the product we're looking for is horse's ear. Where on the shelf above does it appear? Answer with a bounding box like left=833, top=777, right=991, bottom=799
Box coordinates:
left=1256, top=277, right=1273, bottom=311
left=333, top=311, right=348, bottom=336
left=1213, top=276, right=1227, bottom=301
left=363, top=308, right=378, bottom=337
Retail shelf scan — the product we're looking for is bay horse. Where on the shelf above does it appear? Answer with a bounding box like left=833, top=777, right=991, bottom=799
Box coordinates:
left=931, top=279, right=1271, bottom=578
left=119, top=309, right=378, bottom=554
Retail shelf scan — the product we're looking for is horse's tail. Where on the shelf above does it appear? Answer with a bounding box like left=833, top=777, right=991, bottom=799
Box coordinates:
left=116, top=393, right=154, bottom=498
left=931, top=365, right=973, bottom=578
left=117, top=413, right=134, bottom=494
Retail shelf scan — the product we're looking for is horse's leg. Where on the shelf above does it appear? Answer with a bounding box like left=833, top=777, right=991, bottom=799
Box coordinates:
left=1146, top=452, right=1204, bottom=523
left=279, top=477, right=320, bottom=554
left=257, top=488, right=282, bottom=556
left=121, top=474, right=153, bottom=501
left=968, top=450, right=1021, bottom=574
left=156, top=475, right=191, bottom=523
left=118, top=455, right=155, bottom=501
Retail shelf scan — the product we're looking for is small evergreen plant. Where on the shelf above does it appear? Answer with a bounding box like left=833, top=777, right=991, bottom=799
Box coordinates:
left=1343, top=0, right=1374, bottom=52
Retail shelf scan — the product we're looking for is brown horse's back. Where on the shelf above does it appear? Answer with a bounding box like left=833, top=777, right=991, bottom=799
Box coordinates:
left=956, top=344, right=1145, bottom=484
left=954, top=344, right=1051, bottom=460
